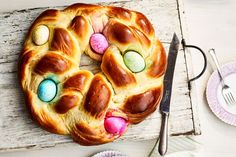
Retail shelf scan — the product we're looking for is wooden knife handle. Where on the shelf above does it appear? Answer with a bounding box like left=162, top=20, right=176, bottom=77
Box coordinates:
left=158, top=112, right=169, bottom=156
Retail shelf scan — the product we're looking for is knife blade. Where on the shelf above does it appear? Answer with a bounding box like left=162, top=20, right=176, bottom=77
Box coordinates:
left=158, top=33, right=180, bottom=156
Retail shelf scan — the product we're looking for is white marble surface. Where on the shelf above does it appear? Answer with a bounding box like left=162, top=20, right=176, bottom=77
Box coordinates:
left=0, top=0, right=236, bottom=156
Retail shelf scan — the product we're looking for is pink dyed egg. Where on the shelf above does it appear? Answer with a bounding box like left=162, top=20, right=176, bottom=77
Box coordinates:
left=89, top=33, right=109, bottom=54
left=104, top=117, right=127, bottom=135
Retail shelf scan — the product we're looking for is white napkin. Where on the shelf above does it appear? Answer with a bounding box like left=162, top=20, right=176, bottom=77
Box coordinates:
left=148, top=136, right=203, bottom=157
left=91, top=136, right=203, bottom=157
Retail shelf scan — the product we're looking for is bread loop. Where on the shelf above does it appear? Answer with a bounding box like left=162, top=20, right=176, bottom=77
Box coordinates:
left=18, top=3, right=167, bottom=145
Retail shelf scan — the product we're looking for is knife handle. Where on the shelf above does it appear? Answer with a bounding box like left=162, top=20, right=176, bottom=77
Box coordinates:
left=158, top=112, right=169, bottom=156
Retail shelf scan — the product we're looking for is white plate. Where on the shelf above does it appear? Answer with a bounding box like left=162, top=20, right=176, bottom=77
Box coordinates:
left=217, top=73, right=236, bottom=114
left=206, top=62, right=236, bottom=125
left=91, top=150, right=128, bottom=157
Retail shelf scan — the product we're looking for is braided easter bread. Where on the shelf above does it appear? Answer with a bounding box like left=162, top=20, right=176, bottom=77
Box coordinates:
left=18, top=3, right=167, bottom=145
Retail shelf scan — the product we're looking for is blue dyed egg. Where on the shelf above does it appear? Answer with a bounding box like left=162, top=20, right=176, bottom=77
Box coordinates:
left=38, top=79, right=57, bottom=102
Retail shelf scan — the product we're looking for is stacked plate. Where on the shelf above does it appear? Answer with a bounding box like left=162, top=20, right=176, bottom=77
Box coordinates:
left=206, top=62, right=236, bottom=125
left=92, top=150, right=128, bottom=157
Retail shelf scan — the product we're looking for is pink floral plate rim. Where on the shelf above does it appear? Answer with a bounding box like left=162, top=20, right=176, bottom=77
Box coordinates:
left=91, top=150, right=128, bottom=157
left=206, top=61, right=236, bottom=126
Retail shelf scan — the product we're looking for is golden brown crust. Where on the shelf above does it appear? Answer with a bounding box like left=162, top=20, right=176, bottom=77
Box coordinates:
left=25, top=91, right=68, bottom=134
left=36, top=9, right=59, bottom=22
left=103, top=21, right=138, bottom=45
left=71, top=122, right=114, bottom=145
left=123, top=87, right=163, bottom=124
left=84, top=74, right=112, bottom=119
left=63, top=71, right=93, bottom=93
left=107, top=6, right=132, bottom=20
left=69, top=16, right=89, bottom=38
left=148, top=40, right=167, bottom=78
left=131, top=26, right=151, bottom=49
left=51, top=28, right=75, bottom=56
left=64, top=3, right=100, bottom=12
left=18, top=3, right=167, bottom=145
left=135, top=12, right=154, bottom=36
left=18, top=50, right=35, bottom=88
left=55, top=95, right=79, bottom=114
left=34, top=52, right=71, bottom=75
left=101, top=47, right=136, bottom=88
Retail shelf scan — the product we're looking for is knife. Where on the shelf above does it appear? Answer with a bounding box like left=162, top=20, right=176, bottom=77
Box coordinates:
left=158, top=33, right=180, bottom=156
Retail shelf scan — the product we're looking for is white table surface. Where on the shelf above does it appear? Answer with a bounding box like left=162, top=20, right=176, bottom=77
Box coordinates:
left=1, top=0, right=236, bottom=156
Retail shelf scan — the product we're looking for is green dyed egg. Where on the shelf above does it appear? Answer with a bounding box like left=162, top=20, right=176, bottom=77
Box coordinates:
left=38, top=79, right=57, bottom=102
left=124, top=51, right=145, bottom=73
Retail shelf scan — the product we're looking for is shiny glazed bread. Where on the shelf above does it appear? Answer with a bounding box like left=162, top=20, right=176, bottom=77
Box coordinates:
left=18, top=3, right=167, bottom=145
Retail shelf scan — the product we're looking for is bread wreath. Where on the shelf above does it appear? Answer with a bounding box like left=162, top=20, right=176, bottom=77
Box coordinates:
left=18, top=3, right=167, bottom=145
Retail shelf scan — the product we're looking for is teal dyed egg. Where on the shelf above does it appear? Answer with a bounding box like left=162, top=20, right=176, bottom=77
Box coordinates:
left=38, top=79, right=57, bottom=102
left=124, top=51, right=145, bottom=73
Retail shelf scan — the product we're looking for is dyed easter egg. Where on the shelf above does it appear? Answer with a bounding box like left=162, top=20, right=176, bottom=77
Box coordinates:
left=123, top=51, right=145, bottom=73
left=32, top=25, right=50, bottom=45
left=38, top=79, right=57, bottom=102
left=104, top=117, right=127, bottom=135
left=89, top=33, right=109, bottom=54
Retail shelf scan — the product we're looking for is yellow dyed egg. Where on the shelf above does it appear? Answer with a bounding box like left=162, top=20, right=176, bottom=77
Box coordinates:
left=32, top=25, right=49, bottom=45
